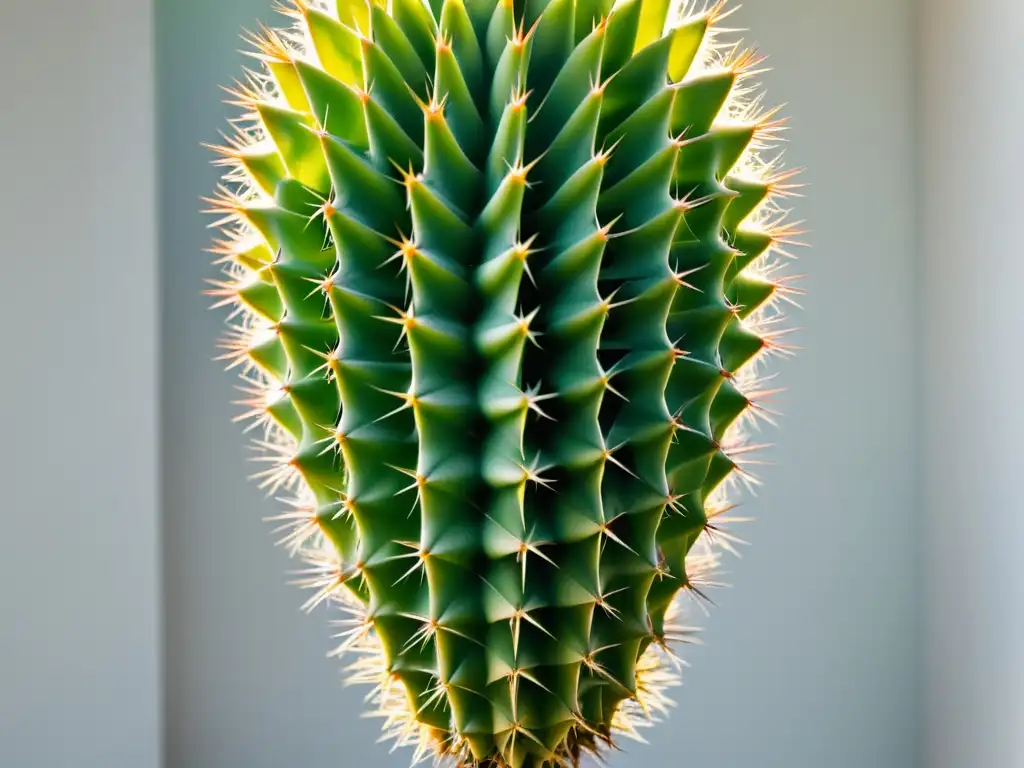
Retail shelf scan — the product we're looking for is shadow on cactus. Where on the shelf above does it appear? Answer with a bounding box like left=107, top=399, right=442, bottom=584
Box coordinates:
left=203, top=0, right=805, bottom=764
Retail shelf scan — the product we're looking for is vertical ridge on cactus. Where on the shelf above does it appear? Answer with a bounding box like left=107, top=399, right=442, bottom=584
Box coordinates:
left=203, top=0, right=805, bottom=764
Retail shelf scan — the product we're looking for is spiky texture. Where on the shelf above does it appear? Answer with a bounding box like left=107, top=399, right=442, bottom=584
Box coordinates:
left=204, top=0, right=803, bottom=765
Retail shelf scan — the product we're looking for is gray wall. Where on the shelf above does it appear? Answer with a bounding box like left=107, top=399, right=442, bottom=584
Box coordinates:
left=922, top=1, right=1024, bottom=766
left=0, top=1, right=161, bottom=766
left=156, top=1, right=921, bottom=766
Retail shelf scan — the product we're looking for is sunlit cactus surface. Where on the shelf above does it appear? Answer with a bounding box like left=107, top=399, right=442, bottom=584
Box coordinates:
left=204, top=0, right=804, bottom=764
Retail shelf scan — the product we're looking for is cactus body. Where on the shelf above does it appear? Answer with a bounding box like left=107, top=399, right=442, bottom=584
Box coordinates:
left=205, top=0, right=801, bottom=764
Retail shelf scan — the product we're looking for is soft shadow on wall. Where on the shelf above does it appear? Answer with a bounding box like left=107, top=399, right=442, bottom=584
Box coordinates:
left=156, top=1, right=920, bottom=767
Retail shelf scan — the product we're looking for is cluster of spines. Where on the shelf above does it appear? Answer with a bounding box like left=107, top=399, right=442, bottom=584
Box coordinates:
left=203, top=0, right=804, bottom=765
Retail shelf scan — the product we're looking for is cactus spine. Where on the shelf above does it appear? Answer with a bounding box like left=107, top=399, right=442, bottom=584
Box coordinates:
left=204, top=0, right=803, bottom=764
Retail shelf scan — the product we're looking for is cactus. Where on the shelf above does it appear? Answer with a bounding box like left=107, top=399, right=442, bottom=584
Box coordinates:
left=204, top=0, right=803, bottom=764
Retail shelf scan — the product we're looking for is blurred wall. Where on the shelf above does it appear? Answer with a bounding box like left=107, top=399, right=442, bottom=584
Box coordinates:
left=156, top=2, right=920, bottom=768
left=0, top=1, right=161, bottom=766
left=921, top=2, right=1024, bottom=766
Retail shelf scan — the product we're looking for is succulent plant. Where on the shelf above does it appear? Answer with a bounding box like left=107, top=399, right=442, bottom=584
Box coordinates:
left=204, top=0, right=803, bottom=764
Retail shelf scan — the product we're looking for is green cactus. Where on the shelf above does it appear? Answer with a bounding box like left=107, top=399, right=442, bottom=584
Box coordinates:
left=204, top=0, right=802, bottom=764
